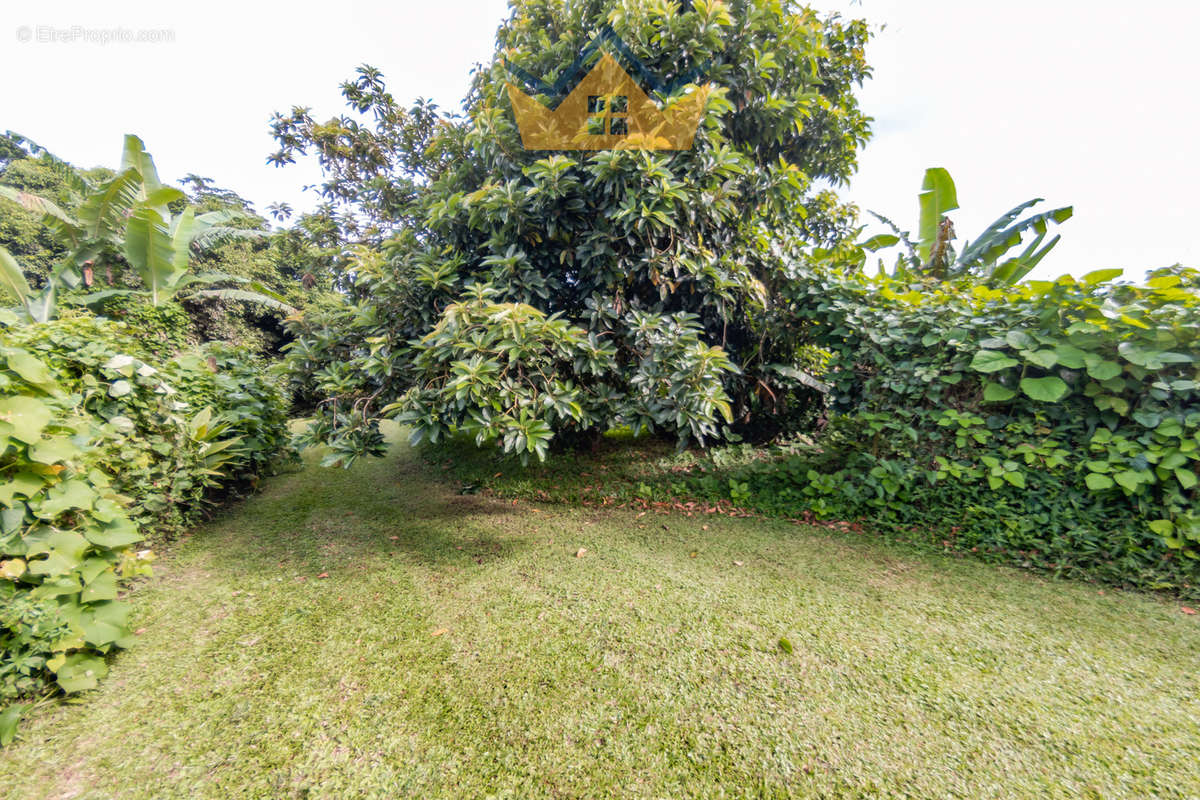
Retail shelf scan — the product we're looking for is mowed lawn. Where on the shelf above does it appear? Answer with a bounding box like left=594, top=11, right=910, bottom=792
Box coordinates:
left=3, top=425, right=1199, bottom=799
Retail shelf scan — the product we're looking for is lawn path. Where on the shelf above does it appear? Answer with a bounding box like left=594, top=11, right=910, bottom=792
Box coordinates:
left=2, top=429, right=1199, bottom=799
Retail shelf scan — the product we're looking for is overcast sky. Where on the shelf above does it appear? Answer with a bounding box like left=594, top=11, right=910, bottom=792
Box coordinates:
left=2, top=0, right=1197, bottom=280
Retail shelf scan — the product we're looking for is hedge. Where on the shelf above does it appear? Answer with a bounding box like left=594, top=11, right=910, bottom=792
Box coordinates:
left=692, top=264, right=1200, bottom=595
left=0, top=310, right=295, bottom=737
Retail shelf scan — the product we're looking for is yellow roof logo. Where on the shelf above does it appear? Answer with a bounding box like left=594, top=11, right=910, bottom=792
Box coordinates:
left=505, top=33, right=711, bottom=151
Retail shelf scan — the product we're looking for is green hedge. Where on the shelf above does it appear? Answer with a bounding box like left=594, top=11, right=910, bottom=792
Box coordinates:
left=703, top=264, right=1200, bottom=595
left=0, top=311, right=295, bottom=735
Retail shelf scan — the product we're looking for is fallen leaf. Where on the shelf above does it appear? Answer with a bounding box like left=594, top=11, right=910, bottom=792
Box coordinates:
left=390, top=536, right=399, bottom=540
left=701, top=524, right=709, bottom=531
left=316, top=572, right=329, bottom=579
left=733, top=561, right=744, bottom=567
left=689, top=551, right=698, bottom=558
left=1182, top=606, right=1197, bottom=615
left=575, top=548, right=587, bottom=558
left=431, top=628, right=449, bottom=637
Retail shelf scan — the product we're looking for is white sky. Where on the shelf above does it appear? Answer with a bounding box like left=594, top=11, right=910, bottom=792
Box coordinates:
left=2, top=0, right=1197, bottom=280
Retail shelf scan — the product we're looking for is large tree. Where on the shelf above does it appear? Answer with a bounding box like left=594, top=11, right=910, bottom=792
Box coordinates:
left=277, top=0, right=872, bottom=464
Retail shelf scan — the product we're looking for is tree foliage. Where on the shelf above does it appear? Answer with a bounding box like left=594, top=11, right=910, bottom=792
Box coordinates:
left=279, top=0, right=872, bottom=462
left=0, top=134, right=324, bottom=354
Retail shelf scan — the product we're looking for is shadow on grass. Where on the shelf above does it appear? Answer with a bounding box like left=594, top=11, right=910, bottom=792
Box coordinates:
left=183, top=440, right=536, bottom=577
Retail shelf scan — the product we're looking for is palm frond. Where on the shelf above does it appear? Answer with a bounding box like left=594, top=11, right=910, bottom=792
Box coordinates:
left=0, top=186, right=82, bottom=247
left=184, top=288, right=297, bottom=314
left=189, top=225, right=268, bottom=254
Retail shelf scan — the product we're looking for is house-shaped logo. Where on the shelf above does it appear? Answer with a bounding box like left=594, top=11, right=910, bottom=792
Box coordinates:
left=505, top=28, right=711, bottom=151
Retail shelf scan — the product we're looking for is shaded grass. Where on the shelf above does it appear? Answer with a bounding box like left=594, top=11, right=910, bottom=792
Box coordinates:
left=2, top=424, right=1198, bottom=798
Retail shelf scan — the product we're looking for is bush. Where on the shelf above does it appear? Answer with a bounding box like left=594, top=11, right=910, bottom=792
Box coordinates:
left=89, top=296, right=196, bottom=356
left=715, top=263, right=1200, bottom=595
left=0, top=310, right=295, bottom=724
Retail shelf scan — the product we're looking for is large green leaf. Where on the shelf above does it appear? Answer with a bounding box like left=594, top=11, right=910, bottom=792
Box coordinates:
left=54, top=653, right=108, bottom=694
left=123, top=207, right=178, bottom=305
left=0, top=183, right=79, bottom=227
left=969, top=350, right=1018, bottom=373
left=0, top=704, right=27, bottom=746
left=956, top=199, right=1040, bottom=266
left=83, top=517, right=142, bottom=549
left=5, top=349, right=55, bottom=389
left=1019, top=375, right=1069, bottom=402
left=982, top=381, right=1016, bottom=402
left=187, top=224, right=268, bottom=255
left=119, top=134, right=165, bottom=202
left=0, top=245, right=31, bottom=303
left=0, top=395, right=52, bottom=443
left=77, top=168, right=142, bottom=242
left=25, top=282, right=57, bottom=324
left=965, top=204, right=1073, bottom=272
left=916, top=167, right=958, bottom=264
left=170, top=206, right=198, bottom=274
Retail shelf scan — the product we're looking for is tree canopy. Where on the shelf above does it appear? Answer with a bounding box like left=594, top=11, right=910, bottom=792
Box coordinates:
left=278, top=0, right=872, bottom=464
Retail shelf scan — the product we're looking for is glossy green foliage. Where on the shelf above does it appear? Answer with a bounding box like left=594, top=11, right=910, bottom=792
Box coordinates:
left=731, top=262, right=1200, bottom=592
left=0, top=311, right=295, bottom=729
left=374, top=287, right=734, bottom=465
left=0, top=328, right=151, bottom=707
left=277, top=0, right=872, bottom=460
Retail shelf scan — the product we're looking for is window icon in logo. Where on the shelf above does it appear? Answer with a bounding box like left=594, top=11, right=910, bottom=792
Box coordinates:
left=587, top=95, right=629, bottom=137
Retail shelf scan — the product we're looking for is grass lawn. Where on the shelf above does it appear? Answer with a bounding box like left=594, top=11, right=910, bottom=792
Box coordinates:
left=2, top=424, right=1198, bottom=799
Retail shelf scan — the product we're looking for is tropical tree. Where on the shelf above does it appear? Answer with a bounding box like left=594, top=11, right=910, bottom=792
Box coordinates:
left=861, top=167, right=1073, bottom=285
left=277, top=0, right=873, bottom=463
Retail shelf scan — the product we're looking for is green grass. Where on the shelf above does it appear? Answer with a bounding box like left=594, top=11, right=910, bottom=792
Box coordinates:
left=2, top=424, right=1199, bottom=798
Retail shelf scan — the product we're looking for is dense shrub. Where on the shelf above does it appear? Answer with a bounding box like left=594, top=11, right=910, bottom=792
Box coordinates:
left=0, top=310, right=294, bottom=728
left=90, top=297, right=196, bottom=356
left=696, top=264, right=1200, bottom=594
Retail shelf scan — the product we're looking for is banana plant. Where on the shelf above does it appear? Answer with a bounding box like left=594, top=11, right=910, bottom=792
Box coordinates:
left=0, top=134, right=293, bottom=320
left=0, top=246, right=63, bottom=323
left=860, top=167, right=1073, bottom=285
